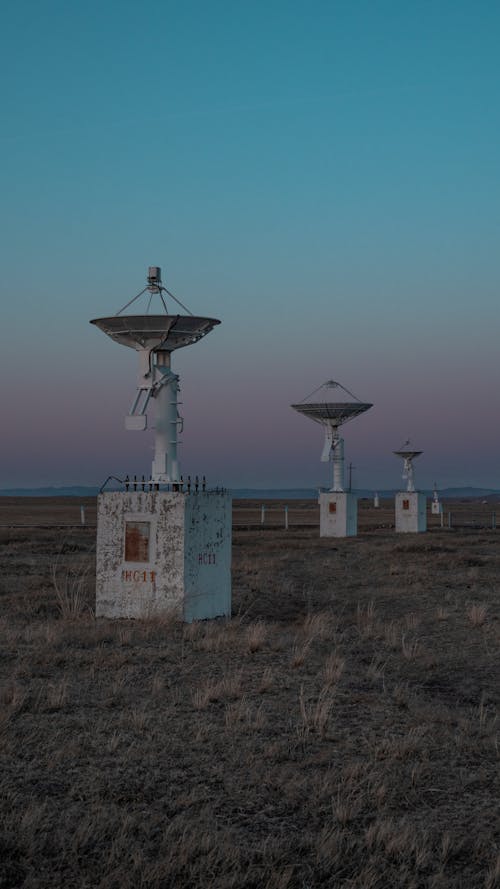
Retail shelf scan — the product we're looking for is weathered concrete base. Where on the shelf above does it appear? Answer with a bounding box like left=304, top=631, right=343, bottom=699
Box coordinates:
left=395, top=492, right=427, bottom=533
left=319, top=492, right=357, bottom=537
left=95, top=490, right=231, bottom=621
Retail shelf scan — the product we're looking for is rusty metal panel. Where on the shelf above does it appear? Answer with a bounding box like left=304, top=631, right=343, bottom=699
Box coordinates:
left=124, top=521, right=150, bottom=562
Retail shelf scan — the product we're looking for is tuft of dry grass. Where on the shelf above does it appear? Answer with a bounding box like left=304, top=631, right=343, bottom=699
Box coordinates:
left=302, top=610, right=336, bottom=641
left=298, top=684, right=335, bottom=739
left=51, top=561, right=94, bottom=619
left=356, top=600, right=376, bottom=638
left=366, top=656, right=386, bottom=682
left=290, top=637, right=313, bottom=668
left=485, top=853, right=500, bottom=889
left=245, top=620, right=268, bottom=653
left=401, top=633, right=419, bottom=660
left=323, top=652, right=345, bottom=685
left=467, top=602, right=488, bottom=626
left=45, top=677, right=69, bottom=711
left=224, top=698, right=266, bottom=732
left=192, top=671, right=243, bottom=709
left=257, top=667, right=274, bottom=694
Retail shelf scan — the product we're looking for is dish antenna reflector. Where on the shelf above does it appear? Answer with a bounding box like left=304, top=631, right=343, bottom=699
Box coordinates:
left=90, top=266, right=220, bottom=485
left=291, top=380, right=372, bottom=491
left=393, top=440, right=423, bottom=493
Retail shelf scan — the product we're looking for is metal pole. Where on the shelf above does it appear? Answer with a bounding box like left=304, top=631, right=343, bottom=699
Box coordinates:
left=80, top=505, right=86, bottom=526
left=284, top=505, right=289, bottom=530
left=347, top=462, right=353, bottom=491
left=448, top=511, right=452, bottom=529
left=440, top=510, right=444, bottom=528
left=261, top=505, right=266, bottom=525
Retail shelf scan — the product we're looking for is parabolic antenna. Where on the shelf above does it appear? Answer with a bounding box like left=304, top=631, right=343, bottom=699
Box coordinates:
left=90, top=315, right=220, bottom=352
left=291, top=380, right=372, bottom=492
left=90, top=266, right=220, bottom=485
left=393, top=440, right=423, bottom=493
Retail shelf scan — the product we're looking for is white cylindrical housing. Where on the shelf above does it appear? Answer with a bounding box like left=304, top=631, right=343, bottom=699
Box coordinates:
left=151, top=353, right=180, bottom=483
left=331, top=433, right=344, bottom=492
left=404, top=457, right=415, bottom=492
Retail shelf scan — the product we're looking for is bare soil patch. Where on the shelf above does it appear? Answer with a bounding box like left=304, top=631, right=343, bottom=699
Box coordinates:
left=0, top=498, right=498, bottom=888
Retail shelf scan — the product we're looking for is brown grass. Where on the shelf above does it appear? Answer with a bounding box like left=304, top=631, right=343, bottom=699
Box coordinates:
left=0, top=497, right=499, bottom=887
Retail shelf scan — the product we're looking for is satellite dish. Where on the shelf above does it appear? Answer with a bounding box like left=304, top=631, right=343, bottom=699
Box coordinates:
left=90, top=266, right=220, bottom=485
left=393, top=440, right=423, bottom=492
left=90, top=315, right=220, bottom=352
left=291, top=380, right=372, bottom=491
left=291, top=380, right=372, bottom=427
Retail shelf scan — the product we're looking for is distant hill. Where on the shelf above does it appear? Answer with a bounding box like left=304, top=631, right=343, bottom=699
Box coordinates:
left=1, top=485, right=500, bottom=499
left=0, top=486, right=102, bottom=497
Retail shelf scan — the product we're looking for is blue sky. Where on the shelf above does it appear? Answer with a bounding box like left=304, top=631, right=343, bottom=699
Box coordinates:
left=1, top=0, right=500, bottom=489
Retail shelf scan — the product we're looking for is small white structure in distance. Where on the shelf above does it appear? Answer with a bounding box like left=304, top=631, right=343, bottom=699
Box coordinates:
left=431, top=482, right=442, bottom=515
left=393, top=441, right=427, bottom=533
left=291, top=381, right=372, bottom=537
left=374, top=492, right=380, bottom=508
left=90, top=266, right=231, bottom=621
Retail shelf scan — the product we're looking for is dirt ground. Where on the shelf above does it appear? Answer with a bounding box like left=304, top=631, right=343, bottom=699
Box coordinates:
left=0, top=497, right=499, bottom=888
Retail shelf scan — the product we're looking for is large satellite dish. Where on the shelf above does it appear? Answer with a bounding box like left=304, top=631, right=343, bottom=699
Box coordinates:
left=90, top=315, right=220, bottom=352
left=90, top=266, right=220, bottom=485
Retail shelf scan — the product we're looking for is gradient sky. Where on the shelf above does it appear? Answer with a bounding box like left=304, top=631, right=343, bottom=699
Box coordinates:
left=2, top=0, right=500, bottom=490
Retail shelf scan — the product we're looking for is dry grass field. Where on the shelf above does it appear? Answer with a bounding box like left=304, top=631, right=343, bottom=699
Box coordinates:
left=0, top=497, right=499, bottom=888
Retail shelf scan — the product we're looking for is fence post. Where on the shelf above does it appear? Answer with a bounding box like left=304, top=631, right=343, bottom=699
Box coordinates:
left=284, top=505, right=289, bottom=530
left=260, top=504, right=266, bottom=526
left=80, top=505, right=86, bottom=526
left=440, top=510, right=444, bottom=528
left=448, top=511, right=452, bottom=529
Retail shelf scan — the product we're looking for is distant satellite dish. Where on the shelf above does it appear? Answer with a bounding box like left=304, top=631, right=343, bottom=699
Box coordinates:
left=291, top=380, right=372, bottom=427
left=393, top=440, right=423, bottom=492
left=291, top=380, right=372, bottom=491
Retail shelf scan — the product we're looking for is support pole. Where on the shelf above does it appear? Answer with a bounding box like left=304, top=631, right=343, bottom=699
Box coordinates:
left=331, top=432, right=344, bottom=492
left=151, top=352, right=180, bottom=484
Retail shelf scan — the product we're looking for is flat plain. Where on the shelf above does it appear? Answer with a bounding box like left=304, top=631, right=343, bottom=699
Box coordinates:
left=0, top=497, right=499, bottom=888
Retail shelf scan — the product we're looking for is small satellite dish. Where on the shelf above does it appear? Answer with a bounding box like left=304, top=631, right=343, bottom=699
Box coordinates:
left=393, top=440, right=423, bottom=492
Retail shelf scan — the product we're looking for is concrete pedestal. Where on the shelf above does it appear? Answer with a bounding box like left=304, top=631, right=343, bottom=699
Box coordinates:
left=319, top=492, right=357, bottom=537
left=395, top=492, right=427, bottom=533
left=96, top=490, right=231, bottom=621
